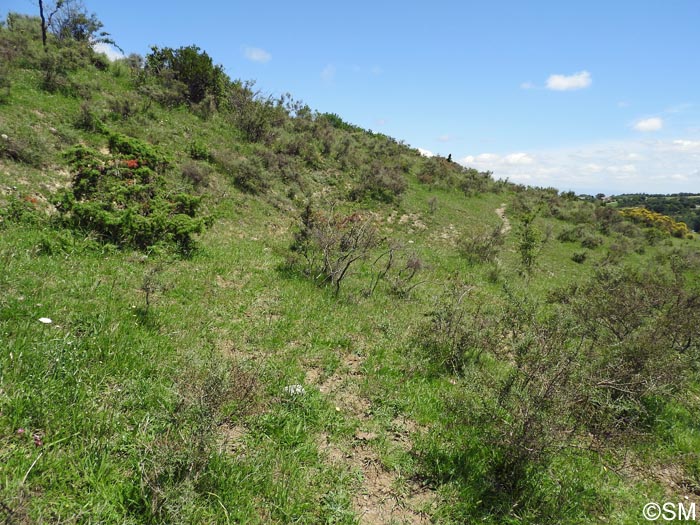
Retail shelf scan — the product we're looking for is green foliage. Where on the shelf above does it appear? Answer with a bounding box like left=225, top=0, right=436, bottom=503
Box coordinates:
left=49, top=1, right=112, bottom=46
left=415, top=282, right=495, bottom=374
left=146, top=45, right=228, bottom=105
left=107, top=132, right=167, bottom=170
left=229, top=156, right=269, bottom=194
left=458, top=223, right=505, bottom=263
left=557, top=223, right=606, bottom=249
left=1, top=193, right=44, bottom=225
left=554, top=265, right=700, bottom=437
left=318, top=112, right=362, bottom=132
left=516, top=209, right=543, bottom=274
left=349, top=162, right=407, bottom=203
left=416, top=156, right=456, bottom=186
left=55, top=144, right=203, bottom=252
left=227, top=80, right=287, bottom=142
left=0, top=61, right=10, bottom=103
left=188, top=140, right=210, bottom=161
left=2, top=10, right=700, bottom=522
left=571, top=250, right=587, bottom=263
left=181, top=161, right=211, bottom=189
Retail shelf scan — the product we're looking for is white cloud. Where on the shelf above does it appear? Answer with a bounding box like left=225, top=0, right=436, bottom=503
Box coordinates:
left=417, top=148, right=435, bottom=158
left=371, top=65, right=383, bottom=75
left=243, top=47, right=271, bottom=63
left=458, top=138, right=700, bottom=194
left=546, top=70, right=592, bottom=91
left=504, top=152, right=534, bottom=165
left=321, top=64, right=336, bottom=84
left=520, top=81, right=535, bottom=90
left=437, top=134, right=452, bottom=143
left=93, top=42, right=124, bottom=61
left=672, top=139, right=700, bottom=151
left=633, top=117, right=663, bottom=132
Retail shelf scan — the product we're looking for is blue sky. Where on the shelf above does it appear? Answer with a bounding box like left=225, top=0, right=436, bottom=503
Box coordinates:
left=3, top=0, right=699, bottom=194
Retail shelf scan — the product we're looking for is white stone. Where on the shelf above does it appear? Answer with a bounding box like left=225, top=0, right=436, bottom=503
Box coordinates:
left=283, top=384, right=305, bottom=395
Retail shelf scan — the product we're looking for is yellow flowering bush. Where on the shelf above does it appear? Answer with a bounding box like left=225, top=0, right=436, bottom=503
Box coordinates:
left=619, top=206, right=693, bottom=239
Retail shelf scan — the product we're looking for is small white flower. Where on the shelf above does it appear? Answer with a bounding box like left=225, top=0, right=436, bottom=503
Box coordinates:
left=38, top=317, right=52, bottom=324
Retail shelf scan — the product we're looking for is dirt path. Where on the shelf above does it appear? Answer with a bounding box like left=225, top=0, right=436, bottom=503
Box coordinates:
left=307, top=353, right=435, bottom=524
left=496, top=203, right=511, bottom=233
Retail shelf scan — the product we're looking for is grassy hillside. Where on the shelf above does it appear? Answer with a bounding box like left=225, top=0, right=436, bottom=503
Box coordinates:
left=2, top=11, right=700, bottom=525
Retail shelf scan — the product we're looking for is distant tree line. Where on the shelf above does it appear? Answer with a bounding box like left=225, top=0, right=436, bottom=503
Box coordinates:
left=610, top=193, right=700, bottom=231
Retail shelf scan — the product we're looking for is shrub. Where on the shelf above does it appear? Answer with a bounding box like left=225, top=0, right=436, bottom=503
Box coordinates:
left=1, top=193, right=44, bottom=225
left=557, top=224, right=603, bottom=249
left=365, top=245, right=425, bottom=298
left=459, top=223, right=505, bottom=264
left=107, top=132, right=167, bottom=170
left=230, top=157, right=268, bottom=195
left=619, top=206, right=692, bottom=238
left=580, top=233, right=604, bottom=249
left=228, top=81, right=287, bottom=143
left=55, top=144, right=204, bottom=253
left=146, top=45, right=228, bottom=105
left=107, top=94, right=141, bottom=120
left=0, top=131, right=46, bottom=167
left=289, top=204, right=379, bottom=295
left=552, top=265, right=700, bottom=439
left=458, top=167, right=494, bottom=196
left=415, top=282, right=498, bottom=374
left=0, top=60, right=10, bottom=103
left=188, top=140, right=210, bottom=161
left=516, top=210, right=543, bottom=275
left=416, top=156, right=455, bottom=186
left=571, top=251, right=587, bottom=264
left=74, top=102, right=104, bottom=132
left=349, top=163, right=407, bottom=203
left=181, top=161, right=210, bottom=189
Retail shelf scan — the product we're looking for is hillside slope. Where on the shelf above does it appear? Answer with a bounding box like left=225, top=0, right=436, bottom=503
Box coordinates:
left=1, top=12, right=700, bottom=525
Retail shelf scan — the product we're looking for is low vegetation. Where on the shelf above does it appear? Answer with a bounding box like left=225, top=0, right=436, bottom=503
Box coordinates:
left=1, top=7, right=699, bottom=524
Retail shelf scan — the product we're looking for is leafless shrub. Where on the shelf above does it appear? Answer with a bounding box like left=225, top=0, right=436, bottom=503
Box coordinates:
left=365, top=244, right=426, bottom=298
left=427, top=196, right=438, bottom=215
left=290, top=203, right=380, bottom=295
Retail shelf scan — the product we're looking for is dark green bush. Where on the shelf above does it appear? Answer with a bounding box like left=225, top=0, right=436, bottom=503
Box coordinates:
left=580, top=233, right=604, bottom=249
left=55, top=144, right=203, bottom=252
left=1, top=193, right=44, bottom=225
left=107, top=132, right=167, bottom=170
left=188, top=140, right=211, bottom=161
left=571, top=251, right=587, bottom=264
left=74, top=102, right=104, bottom=132
left=146, top=45, right=228, bottom=105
